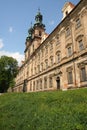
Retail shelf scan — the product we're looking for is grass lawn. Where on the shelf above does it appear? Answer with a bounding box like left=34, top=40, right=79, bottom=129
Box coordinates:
left=0, top=88, right=87, bottom=130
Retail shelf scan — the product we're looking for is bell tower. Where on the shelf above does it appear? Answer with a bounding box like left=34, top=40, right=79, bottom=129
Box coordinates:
left=24, top=9, right=47, bottom=61
left=32, top=9, right=46, bottom=49
left=24, top=24, right=34, bottom=61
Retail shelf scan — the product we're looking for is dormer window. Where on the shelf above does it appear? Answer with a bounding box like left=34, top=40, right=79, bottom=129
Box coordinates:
left=65, top=11, right=68, bottom=16
left=62, top=2, right=75, bottom=19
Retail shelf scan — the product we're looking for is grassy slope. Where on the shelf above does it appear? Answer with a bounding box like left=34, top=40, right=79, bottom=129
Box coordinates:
left=0, top=88, right=87, bottom=130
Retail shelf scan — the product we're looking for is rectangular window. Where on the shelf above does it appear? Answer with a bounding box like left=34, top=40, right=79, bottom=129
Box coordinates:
left=40, top=80, right=42, bottom=89
left=44, top=78, right=47, bottom=88
left=56, top=36, right=60, bottom=46
left=76, top=18, right=81, bottom=28
left=45, top=60, right=48, bottom=69
left=58, top=54, right=60, bottom=63
left=66, top=27, right=70, bottom=37
left=50, top=57, right=53, bottom=65
left=79, top=40, right=84, bottom=51
left=67, top=71, right=73, bottom=84
left=49, top=77, right=53, bottom=88
left=36, top=81, right=39, bottom=90
left=33, top=81, right=35, bottom=91
left=30, top=82, right=32, bottom=91
left=80, top=67, right=86, bottom=82
left=68, top=46, right=72, bottom=56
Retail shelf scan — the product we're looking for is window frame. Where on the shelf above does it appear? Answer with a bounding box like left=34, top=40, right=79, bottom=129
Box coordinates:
left=56, top=51, right=61, bottom=63
left=66, top=27, right=71, bottom=37
left=80, top=67, right=86, bottom=82
left=49, top=77, right=53, bottom=88
left=78, top=39, right=84, bottom=51
left=67, top=67, right=73, bottom=84
left=76, top=18, right=81, bottom=29
left=67, top=46, right=72, bottom=57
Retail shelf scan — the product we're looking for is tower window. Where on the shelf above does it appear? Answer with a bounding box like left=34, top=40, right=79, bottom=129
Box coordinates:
left=33, top=44, right=34, bottom=51
left=39, top=31, right=42, bottom=36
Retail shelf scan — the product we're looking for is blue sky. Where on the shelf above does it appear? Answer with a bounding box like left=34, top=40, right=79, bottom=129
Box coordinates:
left=0, top=0, right=79, bottom=64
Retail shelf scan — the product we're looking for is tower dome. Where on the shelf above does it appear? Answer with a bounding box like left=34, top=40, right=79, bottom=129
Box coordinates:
left=34, top=9, right=45, bottom=29
left=26, top=23, right=34, bottom=41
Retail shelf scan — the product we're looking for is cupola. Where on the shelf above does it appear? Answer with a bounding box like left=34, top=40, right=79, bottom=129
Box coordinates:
left=34, top=9, right=45, bottom=30
left=26, top=23, right=34, bottom=41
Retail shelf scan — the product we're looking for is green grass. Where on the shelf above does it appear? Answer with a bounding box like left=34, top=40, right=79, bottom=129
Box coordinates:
left=0, top=88, right=87, bottom=130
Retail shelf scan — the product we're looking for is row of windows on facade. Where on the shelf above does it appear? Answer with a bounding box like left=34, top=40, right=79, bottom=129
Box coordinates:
left=66, top=18, right=81, bottom=37
left=31, top=41, right=84, bottom=75
left=30, top=77, right=53, bottom=91
left=29, top=66, right=86, bottom=91
left=26, top=18, right=81, bottom=59
left=18, top=38, right=85, bottom=81
left=27, top=37, right=84, bottom=63
left=67, top=66, right=86, bottom=84
left=31, top=55, right=60, bottom=75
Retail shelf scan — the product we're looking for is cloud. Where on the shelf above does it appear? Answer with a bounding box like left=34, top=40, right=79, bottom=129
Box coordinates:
left=9, top=26, right=13, bottom=33
left=49, top=20, right=55, bottom=25
left=0, top=50, right=24, bottom=66
left=0, top=38, right=4, bottom=49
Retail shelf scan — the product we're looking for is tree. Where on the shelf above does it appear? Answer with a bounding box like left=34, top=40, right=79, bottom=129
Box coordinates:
left=0, top=56, right=18, bottom=93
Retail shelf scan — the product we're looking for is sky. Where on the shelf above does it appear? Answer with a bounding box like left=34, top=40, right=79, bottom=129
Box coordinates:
left=0, top=0, right=79, bottom=65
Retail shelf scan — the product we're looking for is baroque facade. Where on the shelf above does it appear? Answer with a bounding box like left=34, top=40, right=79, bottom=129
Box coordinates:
left=14, top=0, right=87, bottom=92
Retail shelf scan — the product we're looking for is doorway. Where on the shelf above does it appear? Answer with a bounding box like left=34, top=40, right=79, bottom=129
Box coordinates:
left=56, top=77, right=60, bottom=89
